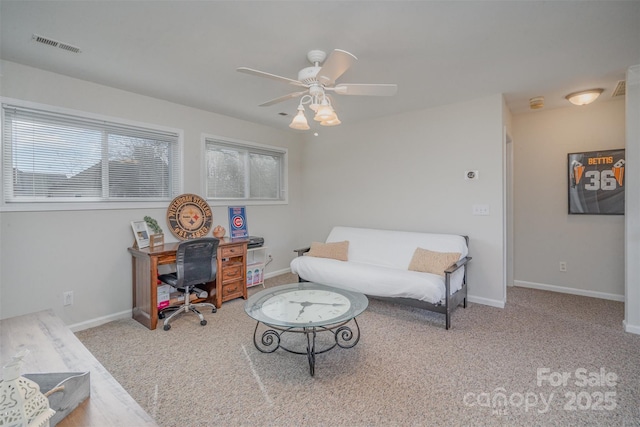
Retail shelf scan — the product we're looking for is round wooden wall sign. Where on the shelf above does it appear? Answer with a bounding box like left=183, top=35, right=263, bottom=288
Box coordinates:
left=166, top=193, right=213, bottom=240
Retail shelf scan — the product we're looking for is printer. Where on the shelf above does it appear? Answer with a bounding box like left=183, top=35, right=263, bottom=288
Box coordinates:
left=247, top=236, right=264, bottom=248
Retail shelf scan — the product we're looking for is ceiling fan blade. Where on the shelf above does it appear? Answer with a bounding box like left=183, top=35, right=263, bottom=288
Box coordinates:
left=316, top=49, right=357, bottom=86
left=259, top=90, right=309, bottom=107
left=331, top=83, right=398, bottom=96
left=237, top=67, right=307, bottom=88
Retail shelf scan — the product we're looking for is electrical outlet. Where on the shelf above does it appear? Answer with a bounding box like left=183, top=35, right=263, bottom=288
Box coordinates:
left=472, top=204, right=490, bottom=216
left=63, top=291, right=74, bottom=306
left=559, top=262, right=567, bottom=272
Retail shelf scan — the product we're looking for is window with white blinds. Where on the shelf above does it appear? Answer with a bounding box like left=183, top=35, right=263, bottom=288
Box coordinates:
left=204, top=136, right=287, bottom=203
left=2, top=103, right=181, bottom=204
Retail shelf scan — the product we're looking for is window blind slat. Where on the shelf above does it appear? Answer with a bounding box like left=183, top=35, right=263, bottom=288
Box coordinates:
left=2, top=103, right=181, bottom=203
left=204, top=136, right=285, bottom=201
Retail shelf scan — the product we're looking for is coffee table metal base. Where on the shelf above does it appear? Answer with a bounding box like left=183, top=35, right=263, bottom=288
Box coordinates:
left=252, top=318, right=361, bottom=376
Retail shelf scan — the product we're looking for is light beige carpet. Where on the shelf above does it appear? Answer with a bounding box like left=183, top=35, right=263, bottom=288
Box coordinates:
left=76, top=274, right=640, bottom=426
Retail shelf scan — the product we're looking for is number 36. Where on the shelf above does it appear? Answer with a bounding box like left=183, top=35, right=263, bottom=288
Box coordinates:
left=584, top=170, right=617, bottom=191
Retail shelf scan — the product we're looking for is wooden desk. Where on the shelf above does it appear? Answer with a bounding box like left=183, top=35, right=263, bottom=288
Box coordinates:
left=128, top=238, right=248, bottom=330
left=0, top=310, right=157, bottom=427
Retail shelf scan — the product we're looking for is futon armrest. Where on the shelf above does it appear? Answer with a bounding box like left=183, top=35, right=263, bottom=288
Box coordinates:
left=293, top=246, right=311, bottom=257
left=444, top=256, right=472, bottom=274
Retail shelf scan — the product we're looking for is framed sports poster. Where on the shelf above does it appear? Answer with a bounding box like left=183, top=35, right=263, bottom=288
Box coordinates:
left=228, top=206, right=249, bottom=239
left=568, top=149, right=625, bottom=215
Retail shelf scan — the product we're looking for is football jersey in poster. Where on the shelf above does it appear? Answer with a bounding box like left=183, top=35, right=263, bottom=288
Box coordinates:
left=568, top=149, right=625, bottom=214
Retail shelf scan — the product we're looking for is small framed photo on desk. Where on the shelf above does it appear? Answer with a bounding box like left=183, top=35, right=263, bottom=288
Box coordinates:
left=131, top=220, right=150, bottom=248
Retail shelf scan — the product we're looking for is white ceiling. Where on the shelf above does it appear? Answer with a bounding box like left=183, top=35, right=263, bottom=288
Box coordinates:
left=1, top=1, right=639, bottom=131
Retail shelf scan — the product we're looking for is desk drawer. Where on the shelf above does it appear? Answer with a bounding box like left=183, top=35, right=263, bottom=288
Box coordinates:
left=221, top=281, right=243, bottom=297
left=159, top=254, right=176, bottom=264
left=220, top=245, right=244, bottom=258
left=221, top=264, right=242, bottom=281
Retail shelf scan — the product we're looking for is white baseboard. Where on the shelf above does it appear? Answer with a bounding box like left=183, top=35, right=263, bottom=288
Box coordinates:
left=68, top=309, right=131, bottom=332
left=623, top=320, right=640, bottom=335
left=264, top=267, right=291, bottom=279
left=467, top=295, right=505, bottom=309
left=70, top=269, right=295, bottom=333
left=514, top=280, right=624, bottom=302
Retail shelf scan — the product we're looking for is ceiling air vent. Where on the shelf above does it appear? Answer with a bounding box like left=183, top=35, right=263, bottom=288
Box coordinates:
left=612, top=80, right=626, bottom=98
left=58, top=43, right=81, bottom=54
left=32, top=34, right=81, bottom=54
left=33, top=34, right=58, bottom=47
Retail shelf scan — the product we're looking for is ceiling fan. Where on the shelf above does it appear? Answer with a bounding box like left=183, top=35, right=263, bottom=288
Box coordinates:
left=237, top=49, right=398, bottom=129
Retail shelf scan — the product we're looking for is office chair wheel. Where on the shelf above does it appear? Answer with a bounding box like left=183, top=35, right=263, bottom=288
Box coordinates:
left=163, top=324, right=171, bottom=331
left=200, top=319, right=207, bottom=326
left=211, top=307, right=217, bottom=313
left=158, top=312, right=165, bottom=319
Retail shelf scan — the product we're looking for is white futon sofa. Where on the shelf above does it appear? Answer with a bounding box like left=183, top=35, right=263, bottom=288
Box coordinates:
left=290, top=226, right=471, bottom=329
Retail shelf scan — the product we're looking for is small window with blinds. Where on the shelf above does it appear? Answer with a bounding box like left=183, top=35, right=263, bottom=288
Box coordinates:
left=204, top=135, right=287, bottom=203
left=2, top=102, right=181, bottom=205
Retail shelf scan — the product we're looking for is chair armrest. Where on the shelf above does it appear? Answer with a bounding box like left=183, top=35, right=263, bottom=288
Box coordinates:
left=293, top=247, right=311, bottom=257
left=444, top=256, right=472, bottom=274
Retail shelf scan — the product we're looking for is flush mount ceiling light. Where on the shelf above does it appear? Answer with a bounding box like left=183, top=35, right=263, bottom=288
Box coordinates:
left=565, top=89, right=604, bottom=106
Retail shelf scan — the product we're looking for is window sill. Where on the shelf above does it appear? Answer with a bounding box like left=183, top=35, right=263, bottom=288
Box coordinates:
left=0, top=200, right=172, bottom=213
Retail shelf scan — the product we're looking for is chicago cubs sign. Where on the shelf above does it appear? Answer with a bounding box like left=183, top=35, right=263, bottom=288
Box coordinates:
left=228, top=206, right=249, bottom=239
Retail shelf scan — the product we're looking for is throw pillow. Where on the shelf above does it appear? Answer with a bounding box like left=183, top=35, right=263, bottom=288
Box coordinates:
left=408, top=247, right=461, bottom=276
left=306, top=241, right=349, bottom=261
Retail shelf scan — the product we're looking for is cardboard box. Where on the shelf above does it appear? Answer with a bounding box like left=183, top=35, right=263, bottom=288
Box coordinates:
left=157, top=284, right=172, bottom=310
left=169, top=291, right=198, bottom=306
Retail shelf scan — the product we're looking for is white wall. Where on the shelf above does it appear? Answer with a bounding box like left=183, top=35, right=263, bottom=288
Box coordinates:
left=0, top=61, right=303, bottom=328
left=20, top=57, right=635, bottom=329
left=296, top=94, right=508, bottom=307
left=625, top=64, right=640, bottom=334
left=4, top=59, right=631, bottom=331
left=512, top=98, right=626, bottom=300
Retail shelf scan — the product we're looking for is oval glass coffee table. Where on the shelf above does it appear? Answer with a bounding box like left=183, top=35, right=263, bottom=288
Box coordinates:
left=244, top=282, right=368, bottom=376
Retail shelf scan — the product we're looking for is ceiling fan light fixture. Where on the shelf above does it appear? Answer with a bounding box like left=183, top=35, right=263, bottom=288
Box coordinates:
left=238, top=48, right=397, bottom=131
left=565, top=89, right=604, bottom=106
left=314, top=98, right=337, bottom=122
left=320, top=117, right=341, bottom=127
left=289, top=105, right=310, bottom=130
left=314, top=108, right=336, bottom=122
left=309, top=100, right=320, bottom=112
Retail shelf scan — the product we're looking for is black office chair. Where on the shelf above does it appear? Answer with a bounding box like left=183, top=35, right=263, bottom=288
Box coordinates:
left=158, top=237, right=220, bottom=331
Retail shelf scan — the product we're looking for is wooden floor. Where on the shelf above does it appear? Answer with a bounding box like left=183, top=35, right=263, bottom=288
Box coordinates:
left=0, top=310, right=157, bottom=427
